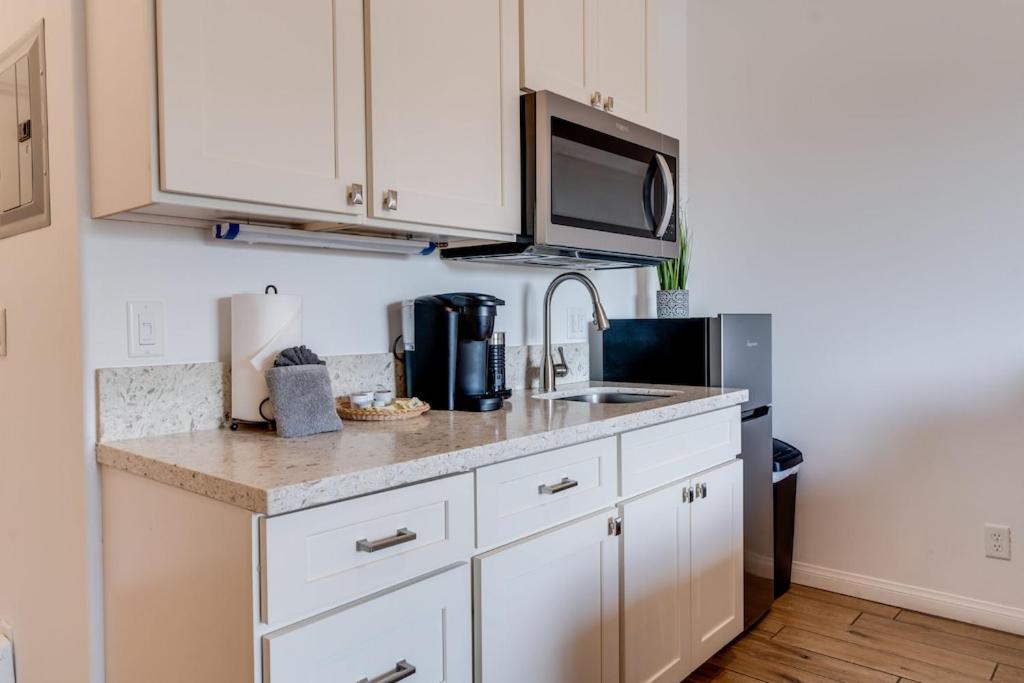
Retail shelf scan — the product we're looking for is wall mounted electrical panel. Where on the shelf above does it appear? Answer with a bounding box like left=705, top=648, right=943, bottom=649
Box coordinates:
left=0, top=22, right=49, bottom=240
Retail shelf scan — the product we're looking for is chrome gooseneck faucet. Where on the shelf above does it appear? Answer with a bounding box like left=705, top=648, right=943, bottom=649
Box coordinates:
left=542, top=272, right=611, bottom=392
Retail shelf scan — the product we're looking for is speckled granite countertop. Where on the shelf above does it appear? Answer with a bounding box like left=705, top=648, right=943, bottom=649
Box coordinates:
left=97, top=382, right=747, bottom=516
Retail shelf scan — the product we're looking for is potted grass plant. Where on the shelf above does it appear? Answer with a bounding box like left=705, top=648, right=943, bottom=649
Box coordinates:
left=656, top=216, right=693, bottom=318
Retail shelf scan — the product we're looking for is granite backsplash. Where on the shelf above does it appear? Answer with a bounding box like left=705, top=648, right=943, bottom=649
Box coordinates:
left=97, top=342, right=589, bottom=442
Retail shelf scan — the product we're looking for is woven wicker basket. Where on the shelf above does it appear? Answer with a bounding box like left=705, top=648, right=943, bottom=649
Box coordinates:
left=337, top=397, right=431, bottom=422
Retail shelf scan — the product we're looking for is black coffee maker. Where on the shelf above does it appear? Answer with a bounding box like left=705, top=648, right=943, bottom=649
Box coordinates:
left=406, top=293, right=507, bottom=412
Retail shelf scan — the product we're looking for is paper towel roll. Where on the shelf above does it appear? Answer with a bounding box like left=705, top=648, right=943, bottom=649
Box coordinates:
left=231, top=292, right=303, bottom=422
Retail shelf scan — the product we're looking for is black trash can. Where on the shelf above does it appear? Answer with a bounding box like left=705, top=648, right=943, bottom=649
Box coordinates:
left=773, top=438, right=803, bottom=599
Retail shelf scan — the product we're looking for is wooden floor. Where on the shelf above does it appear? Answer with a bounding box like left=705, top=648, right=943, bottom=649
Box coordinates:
left=686, top=585, right=1024, bottom=683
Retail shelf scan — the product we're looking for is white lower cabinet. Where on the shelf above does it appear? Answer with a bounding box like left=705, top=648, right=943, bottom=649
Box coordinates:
left=690, top=460, right=745, bottom=663
left=260, top=473, right=474, bottom=625
left=475, top=436, right=617, bottom=548
left=621, top=459, right=744, bottom=683
left=621, top=480, right=693, bottom=683
left=474, top=510, right=620, bottom=683
left=102, top=409, right=744, bottom=683
left=263, top=563, right=471, bottom=682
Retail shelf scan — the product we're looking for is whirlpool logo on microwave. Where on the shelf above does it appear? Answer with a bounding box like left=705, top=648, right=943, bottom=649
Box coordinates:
left=615, top=122, right=630, bottom=133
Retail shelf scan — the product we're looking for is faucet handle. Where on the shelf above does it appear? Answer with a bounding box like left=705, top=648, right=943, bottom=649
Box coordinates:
left=554, top=347, right=570, bottom=378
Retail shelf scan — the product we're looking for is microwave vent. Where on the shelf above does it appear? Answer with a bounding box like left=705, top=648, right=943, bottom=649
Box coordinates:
left=441, top=243, right=666, bottom=271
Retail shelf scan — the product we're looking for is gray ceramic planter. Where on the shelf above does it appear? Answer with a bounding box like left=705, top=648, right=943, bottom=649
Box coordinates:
left=656, top=289, right=690, bottom=318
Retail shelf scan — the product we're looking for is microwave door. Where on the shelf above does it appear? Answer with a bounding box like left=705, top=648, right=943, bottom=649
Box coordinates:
left=550, top=138, right=651, bottom=233
left=537, top=116, right=678, bottom=259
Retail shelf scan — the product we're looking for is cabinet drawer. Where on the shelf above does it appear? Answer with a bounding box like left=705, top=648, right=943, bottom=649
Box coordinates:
left=476, top=437, right=617, bottom=548
left=260, top=474, right=474, bottom=625
left=263, top=563, right=471, bottom=682
left=619, top=407, right=741, bottom=498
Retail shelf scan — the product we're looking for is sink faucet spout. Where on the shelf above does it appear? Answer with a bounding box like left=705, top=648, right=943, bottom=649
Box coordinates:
left=542, top=272, right=611, bottom=392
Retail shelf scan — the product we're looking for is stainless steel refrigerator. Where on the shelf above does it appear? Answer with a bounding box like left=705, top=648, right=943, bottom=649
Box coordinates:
left=591, top=314, right=774, bottom=629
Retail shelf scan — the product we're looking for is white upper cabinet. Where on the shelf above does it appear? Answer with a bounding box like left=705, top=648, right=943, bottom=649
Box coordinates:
left=520, top=0, right=684, bottom=135
left=519, top=0, right=598, bottom=106
left=88, top=0, right=519, bottom=240
left=690, top=460, right=744, bottom=663
left=644, top=0, right=686, bottom=141
left=156, top=0, right=366, bottom=215
left=593, top=0, right=650, bottom=125
left=89, top=0, right=682, bottom=237
left=364, top=0, right=520, bottom=235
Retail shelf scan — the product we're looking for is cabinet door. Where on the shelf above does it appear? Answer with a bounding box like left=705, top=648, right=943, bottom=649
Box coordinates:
left=646, top=0, right=686, bottom=140
left=157, top=0, right=366, bottom=214
left=263, top=564, right=471, bottom=682
left=621, top=481, right=693, bottom=683
left=365, top=0, right=519, bottom=235
left=475, top=511, right=619, bottom=683
left=520, top=0, right=598, bottom=107
left=593, top=0, right=651, bottom=125
left=690, top=459, right=744, bottom=663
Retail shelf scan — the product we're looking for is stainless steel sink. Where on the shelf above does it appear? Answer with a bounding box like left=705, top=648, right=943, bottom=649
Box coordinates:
left=556, top=392, right=671, bottom=404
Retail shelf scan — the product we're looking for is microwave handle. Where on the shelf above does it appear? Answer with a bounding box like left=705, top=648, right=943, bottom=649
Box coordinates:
left=653, top=153, right=675, bottom=238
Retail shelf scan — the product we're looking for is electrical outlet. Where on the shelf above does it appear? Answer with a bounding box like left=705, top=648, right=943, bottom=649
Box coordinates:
left=985, top=524, right=1011, bottom=560
left=567, top=307, right=589, bottom=340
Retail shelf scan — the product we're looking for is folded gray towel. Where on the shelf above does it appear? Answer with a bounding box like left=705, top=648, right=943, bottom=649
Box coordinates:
left=274, top=345, right=325, bottom=367
left=265, top=364, right=342, bottom=438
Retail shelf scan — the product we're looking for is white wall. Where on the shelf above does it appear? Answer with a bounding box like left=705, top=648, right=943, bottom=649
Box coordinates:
left=0, top=1, right=95, bottom=681
left=688, top=0, right=1024, bottom=621
left=82, top=220, right=651, bottom=369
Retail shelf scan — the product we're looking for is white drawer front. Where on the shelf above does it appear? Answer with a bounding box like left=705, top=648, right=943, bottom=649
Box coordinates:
left=476, top=437, right=617, bottom=548
left=619, top=407, right=742, bottom=498
left=261, top=474, right=474, bottom=625
left=263, top=564, right=471, bottom=682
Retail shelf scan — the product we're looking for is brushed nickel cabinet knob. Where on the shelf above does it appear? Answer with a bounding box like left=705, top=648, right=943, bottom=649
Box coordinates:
left=347, top=183, right=364, bottom=206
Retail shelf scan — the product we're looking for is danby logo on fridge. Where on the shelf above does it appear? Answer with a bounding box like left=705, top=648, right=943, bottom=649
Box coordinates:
left=746, top=340, right=759, bottom=348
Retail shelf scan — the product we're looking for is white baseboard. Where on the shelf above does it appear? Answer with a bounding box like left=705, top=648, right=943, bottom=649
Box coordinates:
left=792, top=561, right=1024, bottom=636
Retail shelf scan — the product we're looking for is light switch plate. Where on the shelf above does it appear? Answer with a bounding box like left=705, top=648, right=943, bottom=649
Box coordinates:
left=127, top=301, right=164, bottom=358
left=0, top=308, right=7, bottom=357
left=567, top=307, right=589, bottom=340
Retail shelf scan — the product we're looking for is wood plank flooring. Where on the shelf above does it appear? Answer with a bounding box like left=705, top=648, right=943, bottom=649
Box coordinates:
left=686, top=584, right=1024, bottom=683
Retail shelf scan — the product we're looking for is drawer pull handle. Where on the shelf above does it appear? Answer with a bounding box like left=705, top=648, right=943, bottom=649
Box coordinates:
left=538, top=477, right=579, bottom=495
left=355, top=528, right=418, bottom=553
left=357, top=659, right=416, bottom=683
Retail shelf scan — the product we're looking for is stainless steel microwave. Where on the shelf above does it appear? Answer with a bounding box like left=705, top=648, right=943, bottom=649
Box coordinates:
left=442, top=91, right=680, bottom=269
